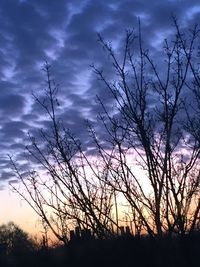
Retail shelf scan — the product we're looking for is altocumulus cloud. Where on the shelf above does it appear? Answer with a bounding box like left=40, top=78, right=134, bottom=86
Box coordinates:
left=0, top=0, right=200, bottom=187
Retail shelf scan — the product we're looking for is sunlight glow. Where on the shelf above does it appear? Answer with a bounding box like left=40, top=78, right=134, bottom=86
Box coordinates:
left=0, top=188, right=41, bottom=236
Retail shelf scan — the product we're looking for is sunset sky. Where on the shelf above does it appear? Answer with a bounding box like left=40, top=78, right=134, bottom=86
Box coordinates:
left=0, top=0, right=200, bottom=235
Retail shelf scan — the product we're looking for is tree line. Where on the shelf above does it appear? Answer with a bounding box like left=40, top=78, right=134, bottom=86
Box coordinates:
left=0, top=221, right=199, bottom=267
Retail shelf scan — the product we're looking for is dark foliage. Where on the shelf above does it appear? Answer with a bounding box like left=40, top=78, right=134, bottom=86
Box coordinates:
left=0, top=222, right=35, bottom=267
left=66, top=233, right=200, bottom=267
left=1, top=229, right=199, bottom=267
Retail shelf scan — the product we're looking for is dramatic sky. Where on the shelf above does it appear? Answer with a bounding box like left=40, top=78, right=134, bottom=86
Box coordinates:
left=1, top=0, right=200, bottom=233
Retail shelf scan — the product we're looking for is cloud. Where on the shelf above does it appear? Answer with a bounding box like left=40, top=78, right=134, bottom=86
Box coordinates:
left=0, top=171, right=15, bottom=181
left=0, top=94, right=25, bottom=118
left=0, top=0, right=200, bottom=185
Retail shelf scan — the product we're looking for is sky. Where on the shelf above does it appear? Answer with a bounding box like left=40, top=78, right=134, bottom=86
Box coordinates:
left=0, top=0, right=200, bottom=235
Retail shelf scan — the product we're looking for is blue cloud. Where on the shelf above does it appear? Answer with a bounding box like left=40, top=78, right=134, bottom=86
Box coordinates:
left=0, top=0, right=200, bottom=185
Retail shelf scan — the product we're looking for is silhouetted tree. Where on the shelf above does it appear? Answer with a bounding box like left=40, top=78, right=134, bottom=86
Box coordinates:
left=10, top=18, right=200, bottom=242
left=0, top=222, right=35, bottom=266
left=92, top=18, right=200, bottom=237
left=0, top=222, right=34, bottom=253
left=10, top=64, right=118, bottom=244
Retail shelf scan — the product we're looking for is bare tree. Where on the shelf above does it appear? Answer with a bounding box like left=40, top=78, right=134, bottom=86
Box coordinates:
left=92, top=18, right=200, bottom=237
left=10, top=64, right=118, bottom=244
left=10, top=19, right=200, bottom=243
left=0, top=222, right=35, bottom=255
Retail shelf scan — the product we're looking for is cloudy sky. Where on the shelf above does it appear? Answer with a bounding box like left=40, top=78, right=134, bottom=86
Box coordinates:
left=0, top=0, right=200, bottom=232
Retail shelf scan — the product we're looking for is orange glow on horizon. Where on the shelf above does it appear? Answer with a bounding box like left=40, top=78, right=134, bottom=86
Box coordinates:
left=0, top=187, right=42, bottom=237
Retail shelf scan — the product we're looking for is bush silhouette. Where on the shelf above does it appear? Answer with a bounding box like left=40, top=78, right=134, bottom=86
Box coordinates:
left=0, top=222, right=35, bottom=266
